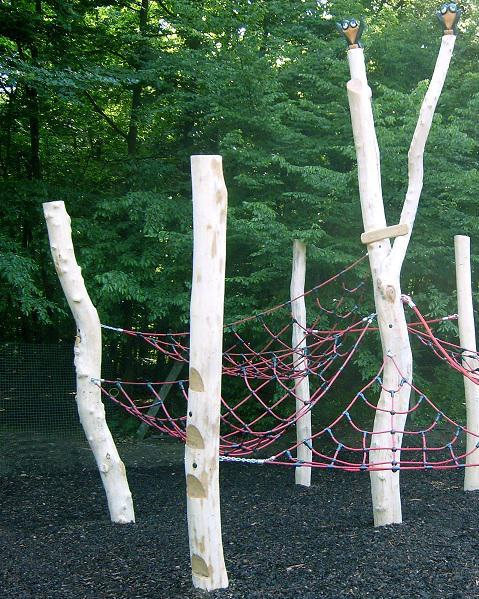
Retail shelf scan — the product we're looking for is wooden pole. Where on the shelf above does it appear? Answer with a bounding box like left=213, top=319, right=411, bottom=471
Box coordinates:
left=454, top=235, right=479, bottom=491
left=136, top=360, right=184, bottom=440
left=43, top=201, right=135, bottom=524
left=290, top=240, right=312, bottom=486
left=346, top=48, right=410, bottom=526
left=185, top=155, right=228, bottom=591
left=344, top=31, right=456, bottom=526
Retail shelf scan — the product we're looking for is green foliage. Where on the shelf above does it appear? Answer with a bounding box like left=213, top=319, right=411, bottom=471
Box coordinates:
left=0, top=238, right=61, bottom=324
left=1, top=0, right=479, bottom=422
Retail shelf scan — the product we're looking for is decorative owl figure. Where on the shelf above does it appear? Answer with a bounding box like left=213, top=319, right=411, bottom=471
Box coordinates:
left=336, top=18, right=365, bottom=49
left=436, top=3, right=462, bottom=35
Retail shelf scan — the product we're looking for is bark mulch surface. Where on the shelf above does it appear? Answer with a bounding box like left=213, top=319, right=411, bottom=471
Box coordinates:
left=1, top=436, right=479, bottom=598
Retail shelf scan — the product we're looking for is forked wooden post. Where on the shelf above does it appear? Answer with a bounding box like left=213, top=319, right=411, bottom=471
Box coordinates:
left=43, top=201, right=135, bottom=524
left=346, top=43, right=409, bottom=526
left=454, top=235, right=479, bottom=491
left=290, top=240, right=312, bottom=486
left=185, top=155, right=228, bottom=591
left=339, top=11, right=458, bottom=525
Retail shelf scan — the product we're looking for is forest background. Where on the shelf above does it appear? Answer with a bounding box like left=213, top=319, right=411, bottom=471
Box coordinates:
left=1, top=0, right=479, bottom=425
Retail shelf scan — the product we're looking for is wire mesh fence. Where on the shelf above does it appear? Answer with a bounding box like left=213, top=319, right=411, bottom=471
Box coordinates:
left=0, top=342, right=119, bottom=475
left=0, top=342, right=87, bottom=475
left=0, top=342, right=81, bottom=438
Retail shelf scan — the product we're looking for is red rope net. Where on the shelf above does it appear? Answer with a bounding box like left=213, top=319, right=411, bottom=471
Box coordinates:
left=96, top=260, right=479, bottom=472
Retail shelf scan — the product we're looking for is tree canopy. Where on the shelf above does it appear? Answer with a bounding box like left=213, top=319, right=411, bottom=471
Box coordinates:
left=1, top=1, right=478, bottom=393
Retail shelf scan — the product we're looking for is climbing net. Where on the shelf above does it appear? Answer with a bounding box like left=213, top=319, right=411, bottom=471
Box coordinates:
left=97, top=258, right=479, bottom=472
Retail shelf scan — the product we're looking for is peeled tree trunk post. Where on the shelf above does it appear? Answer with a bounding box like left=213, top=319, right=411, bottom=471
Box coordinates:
left=185, top=156, right=228, bottom=591
left=43, top=201, right=135, bottom=524
left=290, top=240, right=312, bottom=486
left=454, top=235, right=479, bottom=491
left=337, top=7, right=458, bottom=526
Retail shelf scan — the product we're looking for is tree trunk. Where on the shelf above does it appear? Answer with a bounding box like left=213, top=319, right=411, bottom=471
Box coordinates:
left=345, top=34, right=456, bottom=525
left=43, top=201, right=135, bottom=524
left=127, top=0, right=148, bottom=156
left=454, top=235, right=479, bottom=490
left=26, top=0, right=42, bottom=180
left=290, top=240, right=312, bottom=486
left=368, top=273, right=412, bottom=525
left=26, top=84, right=41, bottom=180
left=127, top=84, right=141, bottom=156
left=185, top=156, right=228, bottom=591
left=346, top=66, right=412, bottom=525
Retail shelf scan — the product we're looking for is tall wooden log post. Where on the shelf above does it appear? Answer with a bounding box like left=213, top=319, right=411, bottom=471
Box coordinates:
left=185, top=156, right=228, bottom=591
left=339, top=14, right=457, bottom=525
left=454, top=235, right=479, bottom=491
left=43, top=201, right=135, bottom=524
left=291, top=240, right=312, bottom=486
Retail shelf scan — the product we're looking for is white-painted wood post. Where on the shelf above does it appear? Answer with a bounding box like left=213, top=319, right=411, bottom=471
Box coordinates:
left=344, top=31, right=456, bottom=526
left=43, top=201, right=135, bottom=524
left=185, top=155, right=228, bottom=591
left=290, top=240, right=312, bottom=486
left=454, top=235, right=479, bottom=491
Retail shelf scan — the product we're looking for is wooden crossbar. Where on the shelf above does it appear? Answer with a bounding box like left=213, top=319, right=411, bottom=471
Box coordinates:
left=361, top=223, right=409, bottom=245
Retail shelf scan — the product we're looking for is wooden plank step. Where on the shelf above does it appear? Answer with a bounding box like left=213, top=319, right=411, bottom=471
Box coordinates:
left=361, top=223, right=409, bottom=245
